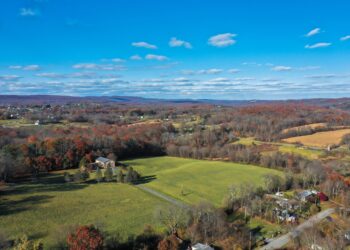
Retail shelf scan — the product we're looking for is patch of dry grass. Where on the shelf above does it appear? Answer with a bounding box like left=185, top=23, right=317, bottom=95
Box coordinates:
left=281, top=122, right=327, bottom=134
left=283, top=129, right=350, bottom=148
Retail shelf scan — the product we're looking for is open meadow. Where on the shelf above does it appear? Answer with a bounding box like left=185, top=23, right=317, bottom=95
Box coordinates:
left=283, top=128, right=350, bottom=148
left=124, top=156, right=283, bottom=206
left=234, top=137, right=323, bottom=159
left=281, top=122, right=327, bottom=133
left=0, top=171, right=167, bottom=248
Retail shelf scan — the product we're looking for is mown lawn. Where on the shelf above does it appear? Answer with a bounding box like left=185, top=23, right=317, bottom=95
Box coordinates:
left=124, top=157, right=283, bottom=206
left=248, top=217, right=284, bottom=239
left=0, top=172, right=167, bottom=248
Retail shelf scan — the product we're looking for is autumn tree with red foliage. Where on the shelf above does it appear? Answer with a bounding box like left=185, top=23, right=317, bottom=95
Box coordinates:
left=67, top=225, right=104, bottom=250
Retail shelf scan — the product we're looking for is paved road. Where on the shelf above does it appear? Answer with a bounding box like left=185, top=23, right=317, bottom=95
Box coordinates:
left=260, top=208, right=335, bottom=250
left=137, top=184, right=189, bottom=208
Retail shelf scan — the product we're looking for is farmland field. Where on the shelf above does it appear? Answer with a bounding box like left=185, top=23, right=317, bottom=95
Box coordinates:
left=281, top=122, right=327, bottom=133
left=283, top=129, right=350, bottom=148
left=124, top=156, right=283, bottom=206
left=234, top=137, right=323, bottom=159
left=0, top=171, right=167, bottom=248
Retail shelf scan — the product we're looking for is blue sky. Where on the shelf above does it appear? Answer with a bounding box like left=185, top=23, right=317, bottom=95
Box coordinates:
left=0, top=0, right=350, bottom=99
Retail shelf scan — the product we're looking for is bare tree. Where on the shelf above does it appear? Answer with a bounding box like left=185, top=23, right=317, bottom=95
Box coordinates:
left=187, top=202, right=227, bottom=244
left=154, top=206, right=189, bottom=234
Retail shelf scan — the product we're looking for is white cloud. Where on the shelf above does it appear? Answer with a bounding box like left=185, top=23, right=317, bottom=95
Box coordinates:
left=19, top=8, right=38, bottom=17
left=9, top=65, right=23, bottom=70
left=174, top=77, right=191, bottom=82
left=242, top=62, right=262, bottom=67
left=9, top=65, right=40, bottom=71
left=208, top=33, right=237, bottom=47
left=72, top=63, right=126, bottom=71
left=36, top=73, right=64, bottom=78
left=305, top=28, right=321, bottom=37
left=181, top=70, right=196, bottom=75
left=23, top=65, right=40, bottom=71
left=111, top=58, right=125, bottom=63
left=169, top=37, right=192, bottom=49
left=198, top=68, right=223, bottom=74
left=131, top=42, right=157, bottom=49
left=73, top=63, right=99, bottom=70
left=340, top=35, right=350, bottom=41
left=130, top=55, right=142, bottom=60
left=272, top=66, right=292, bottom=71
left=305, top=74, right=337, bottom=79
left=145, top=54, right=168, bottom=61
left=305, top=43, right=331, bottom=49
left=181, top=69, right=224, bottom=75
left=228, top=68, right=240, bottom=74
left=0, top=75, right=22, bottom=81
left=234, top=77, right=255, bottom=81
left=209, top=77, right=230, bottom=82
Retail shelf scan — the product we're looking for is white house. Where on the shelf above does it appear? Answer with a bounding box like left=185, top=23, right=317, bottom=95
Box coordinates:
left=192, top=243, right=214, bottom=250
left=95, top=157, right=115, bottom=168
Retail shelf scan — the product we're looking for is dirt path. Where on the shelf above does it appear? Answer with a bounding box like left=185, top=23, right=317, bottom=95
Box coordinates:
left=137, top=184, right=189, bottom=208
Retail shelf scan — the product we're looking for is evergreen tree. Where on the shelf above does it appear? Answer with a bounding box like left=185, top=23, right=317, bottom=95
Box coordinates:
left=117, top=170, right=124, bottom=183
left=79, top=157, right=87, bottom=169
left=95, top=167, right=103, bottom=183
left=104, top=166, right=113, bottom=182
left=125, top=168, right=133, bottom=183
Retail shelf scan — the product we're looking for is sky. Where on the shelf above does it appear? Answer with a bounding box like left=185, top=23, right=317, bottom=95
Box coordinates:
left=0, top=0, right=350, bottom=100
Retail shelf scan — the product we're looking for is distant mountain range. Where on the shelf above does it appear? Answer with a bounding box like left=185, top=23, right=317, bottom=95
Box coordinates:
left=1, top=95, right=350, bottom=110
left=0, top=95, right=263, bottom=106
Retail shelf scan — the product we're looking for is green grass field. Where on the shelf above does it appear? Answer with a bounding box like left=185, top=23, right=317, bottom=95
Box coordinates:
left=233, top=137, right=323, bottom=159
left=0, top=171, right=167, bottom=248
left=0, top=118, right=33, bottom=127
left=124, top=157, right=283, bottom=206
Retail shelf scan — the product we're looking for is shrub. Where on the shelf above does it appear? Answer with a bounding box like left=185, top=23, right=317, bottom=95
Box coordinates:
left=81, top=170, right=90, bottom=180
left=157, top=235, right=180, bottom=250
left=125, top=167, right=140, bottom=183
left=67, top=225, right=104, bottom=250
left=13, top=235, right=43, bottom=250
left=117, top=170, right=124, bottom=183
left=73, top=171, right=82, bottom=182
left=72, top=170, right=89, bottom=183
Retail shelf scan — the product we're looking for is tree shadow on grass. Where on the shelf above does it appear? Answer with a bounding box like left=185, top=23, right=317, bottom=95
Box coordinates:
left=250, top=225, right=263, bottom=236
left=29, top=231, right=49, bottom=241
left=0, top=195, right=54, bottom=217
left=133, top=175, right=157, bottom=184
left=2, top=182, right=89, bottom=196
left=181, top=191, right=193, bottom=197
left=2, top=173, right=89, bottom=196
